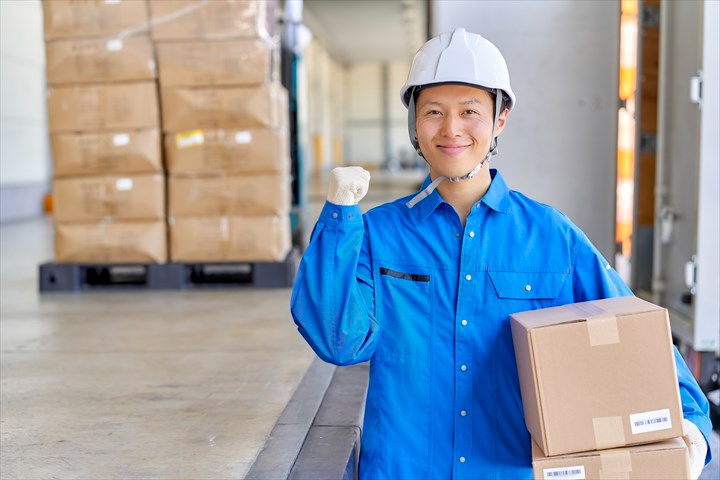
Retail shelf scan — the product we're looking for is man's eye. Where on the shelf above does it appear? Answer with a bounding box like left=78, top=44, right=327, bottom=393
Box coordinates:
left=426, top=110, right=441, bottom=116
left=464, top=109, right=478, bottom=115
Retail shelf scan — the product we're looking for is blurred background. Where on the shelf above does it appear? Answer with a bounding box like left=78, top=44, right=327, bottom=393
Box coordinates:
left=0, top=1, right=717, bottom=478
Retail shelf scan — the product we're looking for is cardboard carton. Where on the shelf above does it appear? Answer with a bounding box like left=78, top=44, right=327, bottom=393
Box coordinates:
left=45, top=35, right=156, bottom=85
left=47, top=82, right=160, bottom=133
left=53, top=174, right=165, bottom=222
left=170, top=215, right=291, bottom=262
left=160, top=84, right=287, bottom=131
left=51, top=129, right=162, bottom=176
left=164, top=128, right=289, bottom=175
left=169, top=174, right=290, bottom=216
left=55, top=221, right=167, bottom=264
left=531, top=437, right=689, bottom=480
left=511, top=296, right=684, bottom=456
left=156, top=40, right=270, bottom=87
left=148, top=0, right=274, bottom=41
left=43, top=0, right=149, bottom=40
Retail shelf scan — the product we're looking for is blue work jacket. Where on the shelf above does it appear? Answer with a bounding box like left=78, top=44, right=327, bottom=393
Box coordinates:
left=290, top=169, right=713, bottom=480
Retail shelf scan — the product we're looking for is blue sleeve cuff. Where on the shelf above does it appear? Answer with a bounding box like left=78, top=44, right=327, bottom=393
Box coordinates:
left=319, top=201, right=363, bottom=227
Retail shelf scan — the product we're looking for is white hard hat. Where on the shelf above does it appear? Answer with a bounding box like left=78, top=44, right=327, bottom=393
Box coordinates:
left=402, top=28, right=516, bottom=210
left=400, top=27, right=515, bottom=110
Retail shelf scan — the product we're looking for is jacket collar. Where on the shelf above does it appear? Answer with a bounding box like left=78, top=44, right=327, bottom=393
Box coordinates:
left=415, top=168, right=511, bottom=222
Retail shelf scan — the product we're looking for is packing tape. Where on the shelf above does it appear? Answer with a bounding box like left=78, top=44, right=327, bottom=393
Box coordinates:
left=600, top=451, right=632, bottom=473
left=587, top=314, right=619, bottom=346
left=593, top=416, right=625, bottom=450
left=598, top=472, right=630, bottom=480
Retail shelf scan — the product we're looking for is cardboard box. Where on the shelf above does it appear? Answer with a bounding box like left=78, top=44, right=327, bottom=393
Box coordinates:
left=149, top=0, right=273, bottom=41
left=52, top=129, right=162, bottom=176
left=531, top=437, right=689, bottom=480
left=165, top=128, right=289, bottom=175
left=47, top=82, right=160, bottom=133
left=160, top=84, right=287, bottom=131
left=169, top=174, right=290, bottom=216
left=55, top=221, right=167, bottom=264
left=53, top=174, right=165, bottom=222
left=45, top=35, right=156, bottom=85
left=170, top=215, right=291, bottom=262
left=156, top=40, right=270, bottom=87
left=43, top=0, right=149, bottom=40
left=511, top=296, right=684, bottom=457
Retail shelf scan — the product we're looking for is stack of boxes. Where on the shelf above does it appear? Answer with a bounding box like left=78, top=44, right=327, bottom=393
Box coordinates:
left=44, top=0, right=166, bottom=263
left=150, top=0, right=292, bottom=263
left=511, top=296, right=691, bottom=479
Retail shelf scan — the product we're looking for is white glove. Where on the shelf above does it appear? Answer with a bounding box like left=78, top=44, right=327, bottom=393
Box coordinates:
left=327, top=166, right=371, bottom=206
left=683, top=418, right=707, bottom=480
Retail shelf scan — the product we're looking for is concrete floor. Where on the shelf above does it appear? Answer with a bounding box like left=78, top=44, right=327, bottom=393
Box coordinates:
left=0, top=217, right=317, bottom=479
left=0, top=170, right=419, bottom=480
left=2, top=169, right=717, bottom=479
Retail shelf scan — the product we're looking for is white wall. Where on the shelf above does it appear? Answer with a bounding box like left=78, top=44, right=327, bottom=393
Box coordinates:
left=345, top=60, right=416, bottom=168
left=433, top=0, right=620, bottom=260
left=0, top=0, right=50, bottom=221
left=301, top=39, right=345, bottom=172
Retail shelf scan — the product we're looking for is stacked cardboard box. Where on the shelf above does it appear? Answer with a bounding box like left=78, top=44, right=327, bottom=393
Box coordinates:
left=44, top=0, right=166, bottom=263
left=511, top=296, right=691, bottom=479
left=149, top=0, right=291, bottom=262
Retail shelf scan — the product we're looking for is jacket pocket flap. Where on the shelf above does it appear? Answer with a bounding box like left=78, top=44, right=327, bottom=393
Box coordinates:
left=487, top=270, right=568, bottom=299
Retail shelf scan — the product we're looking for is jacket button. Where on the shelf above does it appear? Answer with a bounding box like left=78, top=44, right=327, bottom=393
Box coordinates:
left=460, top=457, right=466, bottom=463
left=525, top=284, right=532, bottom=291
left=465, top=274, right=472, bottom=281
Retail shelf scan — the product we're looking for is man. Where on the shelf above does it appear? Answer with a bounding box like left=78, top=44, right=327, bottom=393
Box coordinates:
left=291, top=28, right=712, bottom=479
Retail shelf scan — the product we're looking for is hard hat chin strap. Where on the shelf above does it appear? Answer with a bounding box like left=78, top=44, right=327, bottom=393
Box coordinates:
left=407, top=88, right=503, bottom=209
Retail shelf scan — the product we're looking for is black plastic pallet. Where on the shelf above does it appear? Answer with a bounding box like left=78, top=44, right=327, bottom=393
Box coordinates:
left=39, top=248, right=299, bottom=292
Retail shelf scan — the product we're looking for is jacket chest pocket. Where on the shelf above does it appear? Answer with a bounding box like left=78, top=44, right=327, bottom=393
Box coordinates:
left=377, top=266, right=432, bottom=360
left=487, top=268, right=570, bottom=365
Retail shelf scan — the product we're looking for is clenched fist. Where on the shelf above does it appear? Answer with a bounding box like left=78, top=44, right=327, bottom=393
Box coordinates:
left=327, top=167, right=371, bottom=206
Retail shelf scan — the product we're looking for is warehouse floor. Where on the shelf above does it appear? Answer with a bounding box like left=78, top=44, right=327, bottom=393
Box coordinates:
left=0, top=170, right=420, bottom=479
left=1, top=170, right=718, bottom=479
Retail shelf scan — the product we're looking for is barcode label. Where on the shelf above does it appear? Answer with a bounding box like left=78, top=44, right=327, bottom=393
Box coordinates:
left=235, top=131, right=252, bottom=144
left=543, top=466, right=585, bottom=479
left=113, top=133, right=130, bottom=147
left=629, top=408, right=672, bottom=434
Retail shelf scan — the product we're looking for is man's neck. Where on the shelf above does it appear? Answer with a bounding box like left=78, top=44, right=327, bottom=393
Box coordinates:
left=434, top=168, right=493, bottom=227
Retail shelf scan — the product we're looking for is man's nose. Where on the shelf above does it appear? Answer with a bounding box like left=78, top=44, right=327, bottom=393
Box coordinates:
left=440, top=114, right=462, bottom=137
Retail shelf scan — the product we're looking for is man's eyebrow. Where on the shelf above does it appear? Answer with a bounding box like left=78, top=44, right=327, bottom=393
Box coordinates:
left=419, top=98, right=483, bottom=108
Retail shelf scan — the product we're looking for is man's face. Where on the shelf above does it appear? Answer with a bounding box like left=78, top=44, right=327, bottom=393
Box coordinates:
left=415, top=84, right=507, bottom=179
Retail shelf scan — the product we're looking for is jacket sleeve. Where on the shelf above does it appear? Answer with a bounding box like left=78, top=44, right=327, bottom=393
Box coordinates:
left=571, top=230, right=713, bottom=465
left=290, top=201, right=379, bottom=366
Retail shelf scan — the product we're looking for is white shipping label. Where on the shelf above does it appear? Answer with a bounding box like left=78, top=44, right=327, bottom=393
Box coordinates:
left=116, top=178, right=133, bottom=191
left=543, top=466, right=586, bottom=480
left=235, top=131, right=252, bottom=144
left=629, top=408, right=672, bottom=434
left=106, top=39, right=123, bottom=51
left=113, top=134, right=130, bottom=147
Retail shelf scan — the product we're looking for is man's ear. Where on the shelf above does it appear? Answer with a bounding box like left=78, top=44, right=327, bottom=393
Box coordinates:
left=495, top=107, right=510, bottom=136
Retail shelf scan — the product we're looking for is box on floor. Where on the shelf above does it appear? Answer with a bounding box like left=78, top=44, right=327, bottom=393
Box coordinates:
left=47, top=82, right=160, bottom=132
left=53, top=174, right=165, bottom=223
left=52, top=129, right=162, bottom=177
left=169, top=215, right=291, bottom=263
left=55, top=221, right=167, bottom=264
left=43, top=0, right=149, bottom=40
left=165, top=128, right=289, bottom=175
